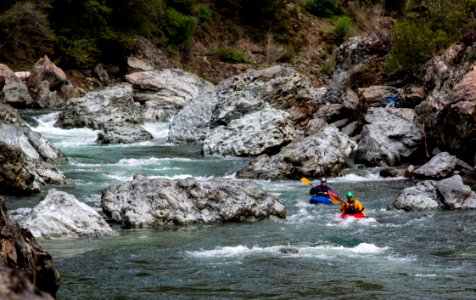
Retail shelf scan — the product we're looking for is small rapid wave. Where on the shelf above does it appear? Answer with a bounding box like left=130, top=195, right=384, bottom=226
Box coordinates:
left=187, top=242, right=389, bottom=259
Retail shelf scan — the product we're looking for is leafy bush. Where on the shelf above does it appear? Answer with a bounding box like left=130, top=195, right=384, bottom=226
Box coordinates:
left=304, top=0, right=339, bottom=18
left=197, top=4, right=212, bottom=29
left=218, top=47, right=245, bottom=63
left=0, top=1, right=55, bottom=68
left=334, top=15, right=352, bottom=41
left=164, top=7, right=194, bottom=47
left=386, top=0, right=475, bottom=73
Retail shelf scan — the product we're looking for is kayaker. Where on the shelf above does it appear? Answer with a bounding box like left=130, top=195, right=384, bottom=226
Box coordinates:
left=309, top=177, right=332, bottom=197
left=339, top=192, right=366, bottom=217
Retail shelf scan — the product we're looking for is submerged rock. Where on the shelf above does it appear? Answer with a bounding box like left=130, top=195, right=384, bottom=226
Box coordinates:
left=414, top=152, right=457, bottom=179
left=15, top=190, right=115, bottom=239
left=101, top=175, right=286, bottom=227
left=236, top=125, right=356, bottom=179
left=0, top=196, right=60, bottom=297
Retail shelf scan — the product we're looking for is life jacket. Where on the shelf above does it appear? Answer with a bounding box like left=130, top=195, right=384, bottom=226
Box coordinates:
left=344, top=200, right=364, bottom=214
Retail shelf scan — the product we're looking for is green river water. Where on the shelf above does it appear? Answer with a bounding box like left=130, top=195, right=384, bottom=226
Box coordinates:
left=5, top=111, right=476, bottom=299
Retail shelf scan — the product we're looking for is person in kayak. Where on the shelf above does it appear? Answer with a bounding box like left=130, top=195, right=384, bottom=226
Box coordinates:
left=309, top=177, right=332, bottom=197
left=340, top=192, right=366, bottom=217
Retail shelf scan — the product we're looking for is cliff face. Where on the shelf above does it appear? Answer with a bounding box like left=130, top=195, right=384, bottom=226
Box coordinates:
left=0, top=196, right=60, bottom=298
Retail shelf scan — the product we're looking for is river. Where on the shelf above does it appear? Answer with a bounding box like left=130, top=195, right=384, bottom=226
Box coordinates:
left=5, top=111, right=476, bottom=299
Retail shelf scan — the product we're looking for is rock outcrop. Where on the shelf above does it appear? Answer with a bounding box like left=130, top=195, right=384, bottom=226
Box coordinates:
left=168, top=65, right=322, bottom=155
left=414, top=152, right=457, bottom=179
left=389, top=175, right=476, bottom=211
left=101, top=174, right=286, bottom=227
left=26, top=56, right=76, bottom=108
left=354, top=107, right=422, bottom=166
left=55, top=84, right=141, bottom=129
left=323, top=32, right=390, bottom=104
left=202, top=107, right=296, bottom=156
left=96, top=124, right=153, bottom=144
left=0, top=64, right=34, bottom=108
left=126, top=69, right=214, bottom=122
left=0, top=196, right=60, bottom=297
left=416, top=30, right=476, bottom=163
left=14, top=190, right=115, bottom=240
left=127, top=35, right=170, bottom=73
left=237, top=125, right=356, bottom=179
left=0, top=109, right=69, bottom=195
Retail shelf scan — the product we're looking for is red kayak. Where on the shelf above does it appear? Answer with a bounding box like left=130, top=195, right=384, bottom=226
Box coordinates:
left=341, top=213, right=365, bottom=220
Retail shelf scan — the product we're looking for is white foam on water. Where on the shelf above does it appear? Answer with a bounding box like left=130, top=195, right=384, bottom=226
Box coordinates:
left=415, top=273, right=437, bottom=277
left=188, top=242, right=388, bottom=260
left=117, top=157, right=193, bottom=166
left=142, top=122, right=170, bottom=139
left=187, top=245, right=282, bottom=258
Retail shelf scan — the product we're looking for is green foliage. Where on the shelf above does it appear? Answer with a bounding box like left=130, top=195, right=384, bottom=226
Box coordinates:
left=218, top=47, right=245, bottom=63
left=197, top=3, right=213, bottom=29
left=387, top=0, right=475, bottom=73
left=304, top=0, right=339, bottom=18
left=0, top=1, right=54, bottom=68
left=319, top=58, right=335, bottom=76
left=164, top=7, right=194, bottom=47
left=334, top=15, right=352, bottom=41
left=166, top=0, right=195, bottom=15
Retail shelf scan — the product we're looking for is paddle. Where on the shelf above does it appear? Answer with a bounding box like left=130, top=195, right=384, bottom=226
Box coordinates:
left=299, top=177, right=342, bottom=205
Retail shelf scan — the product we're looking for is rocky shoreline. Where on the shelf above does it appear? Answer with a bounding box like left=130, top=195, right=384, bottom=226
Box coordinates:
left=1, top=30, right=476, bottom=297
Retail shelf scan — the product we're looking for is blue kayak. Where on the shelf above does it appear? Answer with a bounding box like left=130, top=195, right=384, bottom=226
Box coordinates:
left=309, top=196, right=333, bottom=205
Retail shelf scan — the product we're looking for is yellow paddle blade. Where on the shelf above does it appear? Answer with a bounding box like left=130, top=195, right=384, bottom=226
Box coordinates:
left=329, top=190, right=342, bottom=204
left=300, top=177, right=311, bottom=185
left=329, top=196, right=341, bottom=204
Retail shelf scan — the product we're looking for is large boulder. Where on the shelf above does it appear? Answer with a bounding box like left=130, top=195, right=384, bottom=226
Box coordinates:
left=0, top=196, right=60, bottom=297
left=0, top=265, right=54, bottom=299
left=416, top=29, right=476, bottom=163
left=96, top=124, right=153, bottom=144
left=168, top=65, right=321, bottom=144
left=389, top=175, right=476, bottom=211
left=15, top=190, right=115, bottom=239
left=26, top=56, right=76, bottom=108
left=388, top=180, right=442, bottom=211
left=414, top=152, right=457, bottom=179
left=127, top=35, right=170, bottom=73
left=126, top=69, right=214, bottom=122
left=236, top=125, right=357, bottom=179
left=436, top=175, right=476, bottom=209
left=0, top=64, right=34, bottom=108
left=354, top=107, right=423, bottom=166
left=323, top=32, right=390, bottom=104
left=202, top=107, right=296, bottom=156
left=101, top=174, right=286, bottom=227
left=0, top=122, right=69, bottom=195
left=55, top=84, right=142, bottom=129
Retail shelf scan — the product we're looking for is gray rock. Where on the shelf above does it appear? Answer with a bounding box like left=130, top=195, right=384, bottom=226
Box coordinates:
left=168, top=65, right=321, bottom=145
left=96, top=124, right=153, bottom=144
left=128, top=35, right=170, bottom=73
left=237, top=125, right=357, bottom=179
left=202, top=107, right=296, bottom=156
left=414, top=152, right=457, bottom=179
left=436, top=175, right=476, bottom=209
left=354, top=107, right=422, bottom=166
left=0, top=123, right=69, bottom=195
left=17, top=189, right=115, bottom=239
left=0, top=64, right=33, bottom=108
left=55, top=84, right=141, bottom=129
left=323, top=32, right=390, bottom=104
left=101, top=175, right=286, bottom=227
left=126, top=69, right=214, bottom=109
left=358, top=85, right=398, bottom=108
left=416, top=32, right=476, bottom=163
left=389, top=180, right=441, bottom=211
